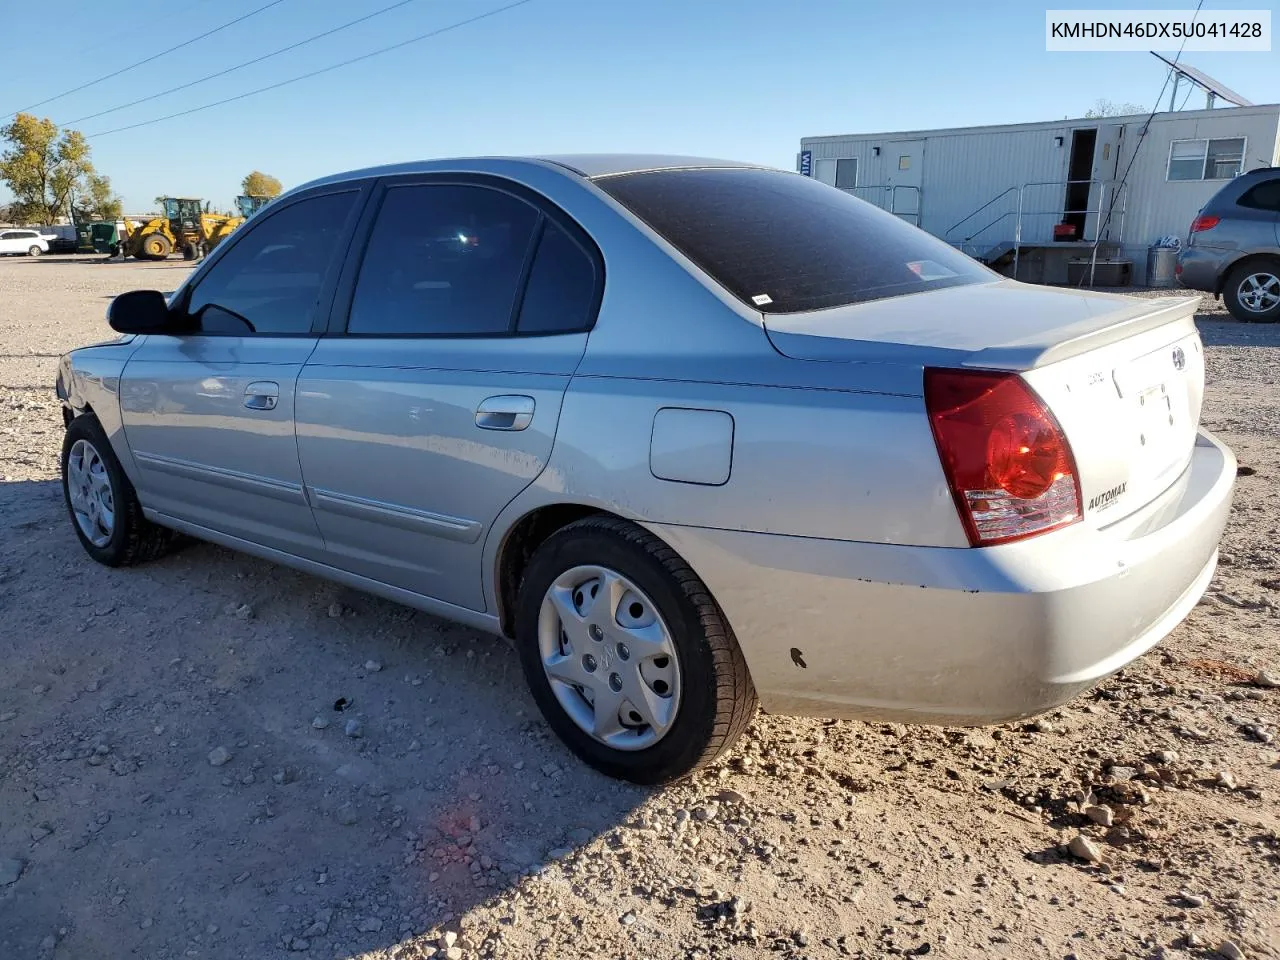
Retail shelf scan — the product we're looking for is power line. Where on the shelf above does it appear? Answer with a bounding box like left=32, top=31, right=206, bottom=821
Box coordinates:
left=1176, top=82, right=1195, bottom=112
left=70, top=0, right=208, bottom=58
left=4, top=0, right=287, bottom=118
left=62, top=0, right=425, bottom=127
left=85, top=0, right=535, bottom=139
left=1086, top=0, right=1205, bottom=285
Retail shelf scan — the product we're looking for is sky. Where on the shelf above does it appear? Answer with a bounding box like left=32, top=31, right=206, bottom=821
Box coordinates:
left=1, top=0, right=1277, bottom=213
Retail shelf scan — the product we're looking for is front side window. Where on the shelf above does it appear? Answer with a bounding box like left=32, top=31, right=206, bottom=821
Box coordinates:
left=186, top=191, right=358, bottom=335
left=598, top=167, right=991, bottom=314
left=1168, top=138, right=1246, bottom=181
left=348, top=184, right=539, bottom=336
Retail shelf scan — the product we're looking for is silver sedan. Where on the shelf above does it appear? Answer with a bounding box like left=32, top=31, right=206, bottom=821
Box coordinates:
left=56, top=155, right=1236, bottom=782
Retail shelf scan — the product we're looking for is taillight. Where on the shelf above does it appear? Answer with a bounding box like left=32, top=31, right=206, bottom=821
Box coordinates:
left=1190, top=214, right=1220, bottom=233
left=924, top=369, right=1082, bottom=546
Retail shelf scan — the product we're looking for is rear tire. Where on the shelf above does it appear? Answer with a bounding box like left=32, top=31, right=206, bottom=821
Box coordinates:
left=1224, top=258, right=1280, bottom=323
left=27, top=245, right=42, bottom=257
left=61, top=414, right=179, bottom=567
left=514, top=515, right=757, bottom=784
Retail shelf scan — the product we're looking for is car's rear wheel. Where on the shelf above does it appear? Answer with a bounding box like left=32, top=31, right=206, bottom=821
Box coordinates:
left=27, top=245, right=41, bottom=257
left=1224, top=259, right=1280, bottom=323
left=61, top=414, right=178, bottom=566
left=515, top=515, right=756, bottom=783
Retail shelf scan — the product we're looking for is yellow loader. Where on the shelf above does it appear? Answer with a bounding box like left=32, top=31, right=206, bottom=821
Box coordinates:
left=235, top=194, right=272, bottom=218
left=123, top=198, right=244, bottom=261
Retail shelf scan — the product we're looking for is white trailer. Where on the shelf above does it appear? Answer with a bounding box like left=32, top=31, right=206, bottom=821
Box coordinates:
left=799, top=104, right=1280, bottom=284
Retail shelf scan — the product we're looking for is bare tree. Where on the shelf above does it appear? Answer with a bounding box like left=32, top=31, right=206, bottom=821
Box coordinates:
left=1083, top=98, right=1147, bottom=118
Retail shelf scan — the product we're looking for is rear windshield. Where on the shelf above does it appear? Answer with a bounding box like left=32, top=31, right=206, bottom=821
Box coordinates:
left=597, top=167, right=991, bottom=314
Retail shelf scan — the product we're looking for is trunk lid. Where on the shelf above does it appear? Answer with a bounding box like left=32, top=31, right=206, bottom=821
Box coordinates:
left=763, top=280, right=1206, bottom=528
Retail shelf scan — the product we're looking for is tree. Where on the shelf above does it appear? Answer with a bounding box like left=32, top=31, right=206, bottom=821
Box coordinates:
left=71, top=173, right=122, bottom=222
left=0, top=113, right=113, bottom=224
left=1084, top=98, right=1147, bottom=118
left=240, top=170, right=282, bottom=197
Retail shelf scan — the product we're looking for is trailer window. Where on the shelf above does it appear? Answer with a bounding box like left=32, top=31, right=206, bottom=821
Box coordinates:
left=597, top=167, right=990, bottom=314
left=1168, top=137, right=1246, bottom=181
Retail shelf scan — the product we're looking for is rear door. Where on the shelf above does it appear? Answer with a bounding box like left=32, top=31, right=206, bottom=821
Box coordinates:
left=295, top=176, right=602, bottom=611
left=118, top=186, right=365, bottom=555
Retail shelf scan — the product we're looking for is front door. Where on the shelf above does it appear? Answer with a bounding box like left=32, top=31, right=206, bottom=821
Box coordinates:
left=119, top=187, right=364, bottom=555
left=1090, top=124, right=1125, bottom=240
left=295, top=178, right=602, bottom=611
left=884, top=140, right=924, bottom=224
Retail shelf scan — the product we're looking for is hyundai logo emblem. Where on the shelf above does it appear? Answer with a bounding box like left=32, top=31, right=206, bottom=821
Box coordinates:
left=1172, top=346, right=1186, bottom=371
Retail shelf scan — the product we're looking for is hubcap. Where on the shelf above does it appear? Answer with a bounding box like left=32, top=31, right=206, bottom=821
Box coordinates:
left=538, top=565, right=681, bottom=751
left=1238, top=271, right=1280, bottom=313
left=66, top=439, right=115, bottom=548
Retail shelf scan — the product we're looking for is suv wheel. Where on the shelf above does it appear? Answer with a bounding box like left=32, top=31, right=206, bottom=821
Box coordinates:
left=1224, top=259, right=1280, bottom=323
left=515, top=515, right=757, bottom=783
left=27, top=245, right=42, bottom=257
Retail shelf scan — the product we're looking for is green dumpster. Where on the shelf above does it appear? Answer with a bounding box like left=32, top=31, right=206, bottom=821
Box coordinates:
left=90, top=221, right=122, bottom=255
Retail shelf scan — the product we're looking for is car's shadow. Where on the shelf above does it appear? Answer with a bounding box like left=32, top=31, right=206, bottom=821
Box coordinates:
left=0, top=479, right=654, bottom=959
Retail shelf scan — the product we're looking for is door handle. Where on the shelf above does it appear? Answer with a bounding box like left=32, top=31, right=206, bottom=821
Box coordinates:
left=475, top=395, right=534, bottom=431
left=244, top=381, right=279, bottom=411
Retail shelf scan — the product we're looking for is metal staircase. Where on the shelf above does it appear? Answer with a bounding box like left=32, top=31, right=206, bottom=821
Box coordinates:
left=943, top=179, right=1128, bottom=282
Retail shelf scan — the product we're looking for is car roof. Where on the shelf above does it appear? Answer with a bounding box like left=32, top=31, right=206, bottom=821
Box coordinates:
left=534, top=154, right=766, bottom=178
left=296, top=154, right=773, bottom=193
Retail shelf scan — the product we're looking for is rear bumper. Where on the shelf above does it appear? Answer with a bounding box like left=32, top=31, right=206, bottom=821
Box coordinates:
left=649, top=429, right=1236, bottom=725
left=1176, top=246, right=1226, bottom=293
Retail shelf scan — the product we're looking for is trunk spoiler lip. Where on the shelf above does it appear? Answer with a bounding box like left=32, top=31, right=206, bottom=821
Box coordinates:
left=964, top=295, right=1201, bottom=371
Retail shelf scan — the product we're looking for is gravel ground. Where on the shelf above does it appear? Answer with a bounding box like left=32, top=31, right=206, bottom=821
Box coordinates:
left=1, top=256, right=1278, bottom=960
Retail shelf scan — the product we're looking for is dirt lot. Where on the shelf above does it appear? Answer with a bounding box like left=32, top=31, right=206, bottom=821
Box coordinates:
left=1, top=255, right=1277, bottom=960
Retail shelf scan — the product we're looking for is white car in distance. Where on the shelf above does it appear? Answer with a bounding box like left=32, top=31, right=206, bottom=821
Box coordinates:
left=0, top=229, right=52, bottom=257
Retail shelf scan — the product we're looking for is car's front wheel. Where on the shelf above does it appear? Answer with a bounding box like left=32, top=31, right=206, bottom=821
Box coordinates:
left=515, top=515, right=757, bottom=783
left=1224, top=259, right=1280, bottom=323
left=61, top=414, right=178, bottom=566
left=27, top=245, right=42, bottom=257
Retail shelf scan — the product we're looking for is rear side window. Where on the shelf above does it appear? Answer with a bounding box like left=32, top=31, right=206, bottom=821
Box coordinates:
left=349, top=184, right=539, bottom=336
left=516, top=219, right=599, bottom=334
left=1238, top=178, right=1280, bottom=212
left=187, top=191, right=358, bottom=334
left=597, top=167, right=990, bottom=314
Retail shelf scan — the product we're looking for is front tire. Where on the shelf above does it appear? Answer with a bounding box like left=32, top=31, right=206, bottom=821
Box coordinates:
left=61, top=415, right=178, bottom=566
left=1224, top=259, right=1280, bottom=323
left=515, top=515, right=757, bottom=784
left=141, top=233, right=172, bottom=261
left=27, top=245, right=42, bottom=257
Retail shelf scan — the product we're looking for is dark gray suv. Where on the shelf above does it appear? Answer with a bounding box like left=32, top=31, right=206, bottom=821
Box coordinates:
left=1177, top=166, right=1280, bottom=322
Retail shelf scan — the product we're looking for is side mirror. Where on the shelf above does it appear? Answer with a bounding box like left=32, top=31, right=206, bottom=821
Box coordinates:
left=107, top=289, right=176, bottom=334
